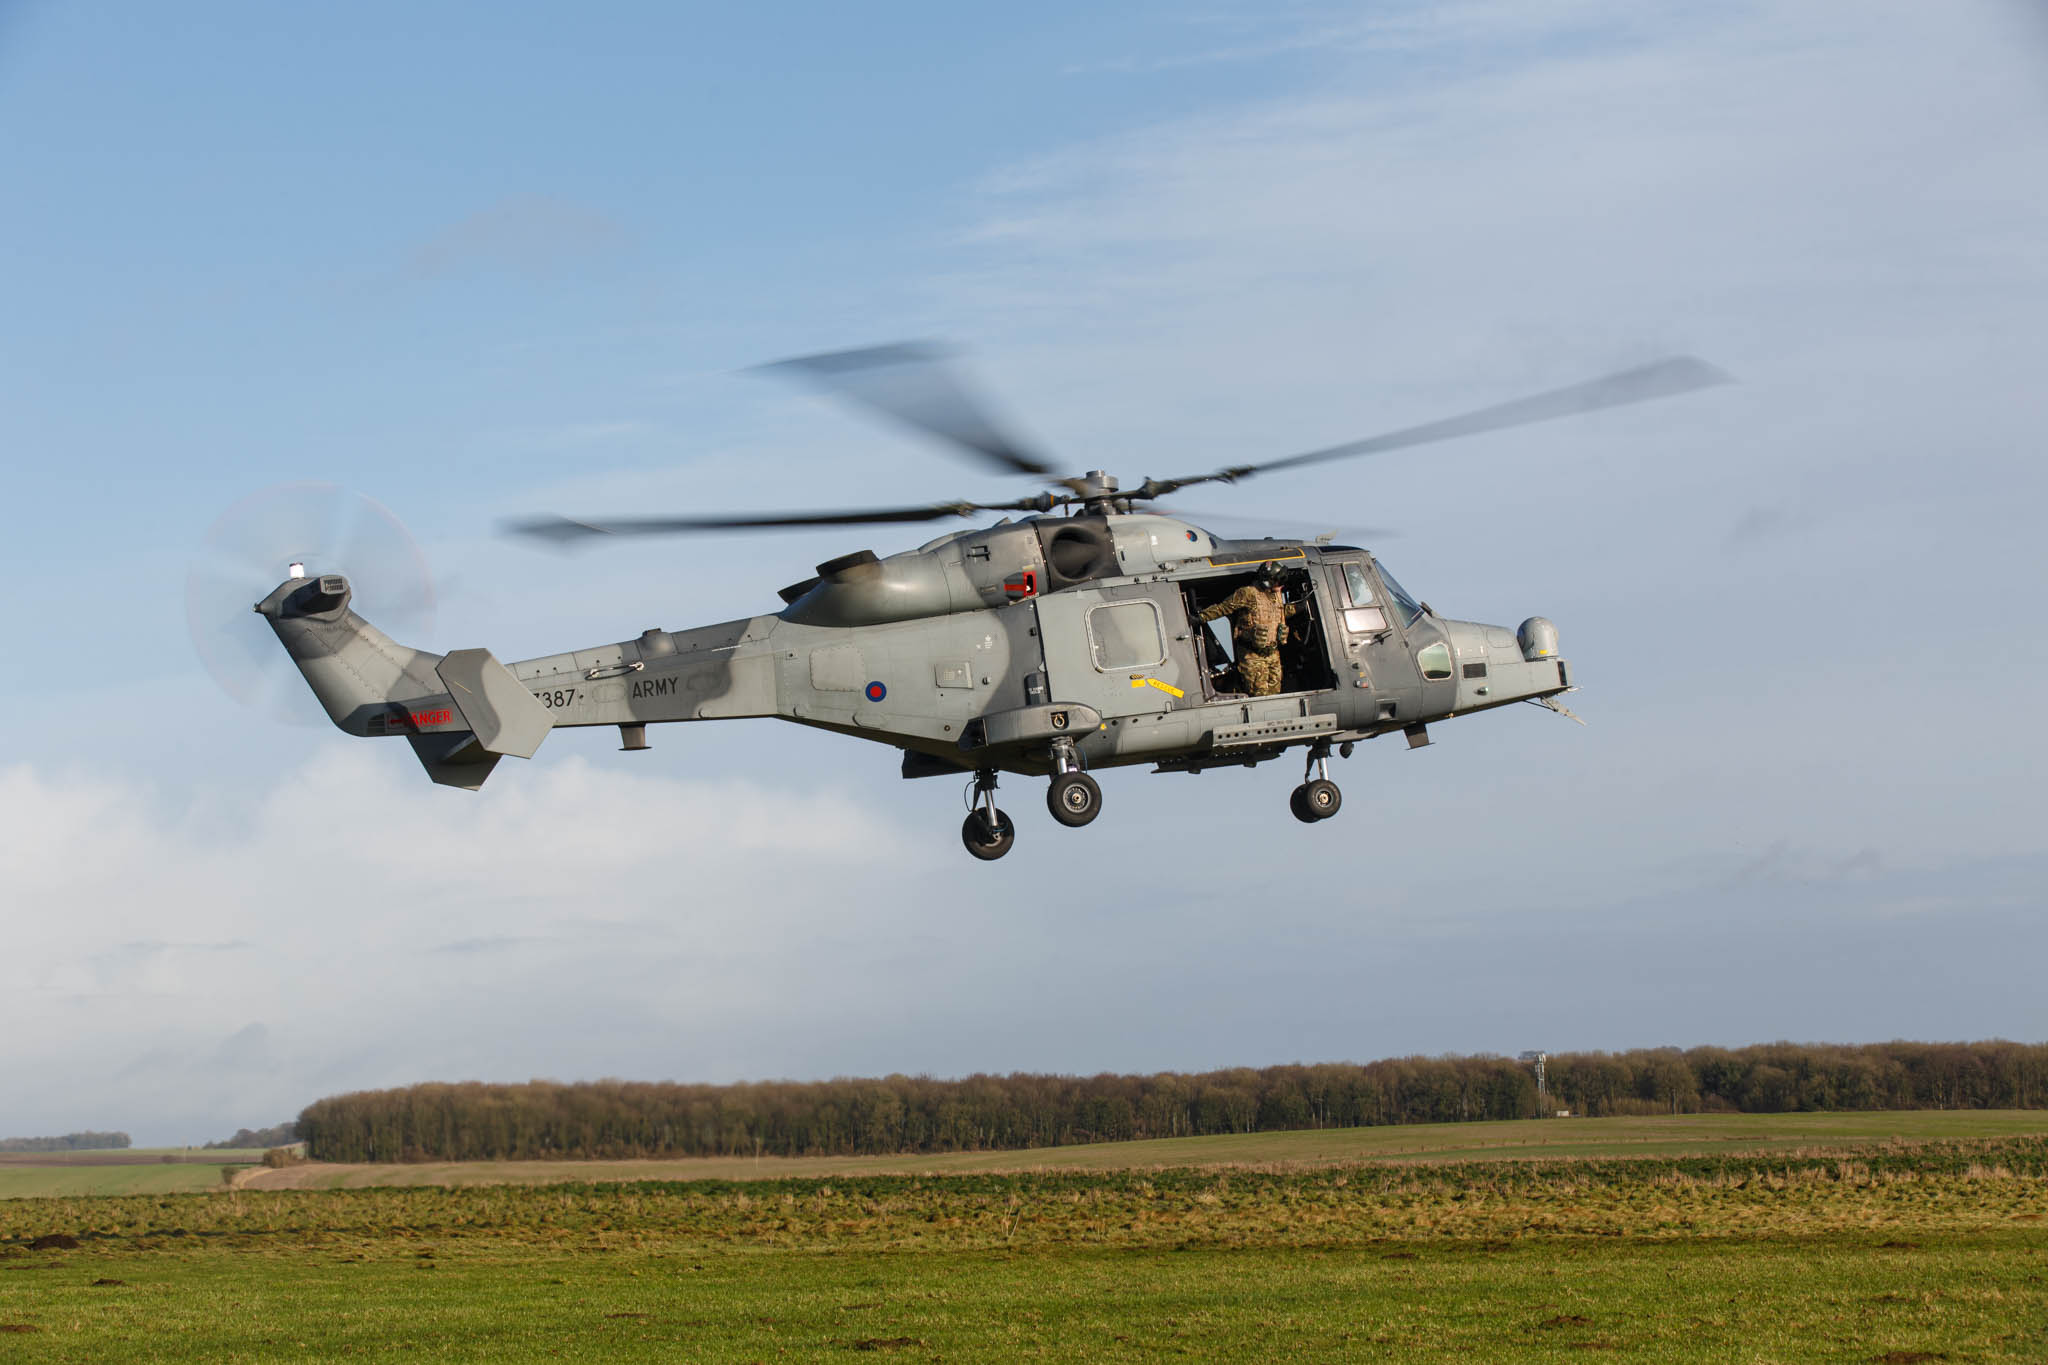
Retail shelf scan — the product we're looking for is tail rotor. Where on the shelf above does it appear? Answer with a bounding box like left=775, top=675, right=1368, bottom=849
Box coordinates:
left=184, top=483, right=435, bottom=724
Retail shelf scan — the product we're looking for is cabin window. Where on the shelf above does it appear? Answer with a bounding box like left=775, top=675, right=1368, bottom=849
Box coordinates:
left=1087, top=600, right=1166, bottom=671
left=1343, top=606, right=1386, bottom=635
left=1417, top=641, right=1453, bottom=681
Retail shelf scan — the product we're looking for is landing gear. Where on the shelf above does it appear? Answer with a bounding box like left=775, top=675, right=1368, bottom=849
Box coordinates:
left=1045, top=736, right=1102, bottom=828
left=1291, top=741, right=1342, bottom=823
left=962, top=808, right=1016, bottom=860
left=1047, top=772, right=1101, bottom=827
left=961, top=768, right=1015, bottom=861
left=1292, top=778, right=1341, bottom=821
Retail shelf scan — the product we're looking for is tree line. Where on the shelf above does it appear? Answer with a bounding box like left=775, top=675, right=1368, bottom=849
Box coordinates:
left=204, top=1123, right=300, bottom=1150
left=0, top=1131, right=131, bottom=1152
left=297, top=1040, right=2048, bottom=1163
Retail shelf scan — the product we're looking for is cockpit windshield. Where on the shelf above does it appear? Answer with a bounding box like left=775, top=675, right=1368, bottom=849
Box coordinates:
left=1376, top=562, right=1424, bottom=625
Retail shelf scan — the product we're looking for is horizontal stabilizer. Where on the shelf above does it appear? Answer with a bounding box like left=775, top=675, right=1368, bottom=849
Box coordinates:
left=436, top=648, right=553, bottom=759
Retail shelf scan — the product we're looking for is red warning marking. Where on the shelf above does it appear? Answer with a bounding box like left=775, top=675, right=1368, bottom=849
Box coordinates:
left=376, top=707, right=453, bottom=733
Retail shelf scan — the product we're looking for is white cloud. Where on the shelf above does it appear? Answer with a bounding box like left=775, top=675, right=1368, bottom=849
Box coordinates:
left=0, top=752, right=909, bottom=1141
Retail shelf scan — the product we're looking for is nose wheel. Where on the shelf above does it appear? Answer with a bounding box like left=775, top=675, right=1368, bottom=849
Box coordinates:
left=1291, top=742, right=1342, bottom=823
left=1291, top=779, right=1341, bottom=822
left=1044, top=735, right=1102, bottom=828
left=1047, top=771, right=1102, bottom=827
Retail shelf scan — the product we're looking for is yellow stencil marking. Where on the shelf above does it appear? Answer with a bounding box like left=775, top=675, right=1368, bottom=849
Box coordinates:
left=1128, top=676, right=1185, bottom=699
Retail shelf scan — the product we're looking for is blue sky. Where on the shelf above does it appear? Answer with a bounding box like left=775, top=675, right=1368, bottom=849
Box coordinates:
left=3, top=1, right=2046, bottom=1143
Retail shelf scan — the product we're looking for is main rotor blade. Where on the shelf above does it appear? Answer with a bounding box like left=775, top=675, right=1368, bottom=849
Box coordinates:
left=1147, top=356, right=1732, bottom=495
left=507, top=494, right=1058, bottom=545
left=753, top=341, right=1055, bottom=477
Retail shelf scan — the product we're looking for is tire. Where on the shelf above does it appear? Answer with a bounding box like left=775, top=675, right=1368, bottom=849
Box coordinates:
left=1301, top=778, right=1342, bottom=821
left=961, top=808, right=1016, bottom=861
left=1290, top=785, right=1319, bottom=824
left=1046, top=772, right=1102, bottom=828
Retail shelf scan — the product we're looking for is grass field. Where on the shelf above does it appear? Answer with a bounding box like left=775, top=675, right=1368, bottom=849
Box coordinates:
left=245, top=1109, right=2048, bottom=1190
left=2, top=1118, right=2045, bottom=1360
left=0, top=1151, right=265, bottom=1201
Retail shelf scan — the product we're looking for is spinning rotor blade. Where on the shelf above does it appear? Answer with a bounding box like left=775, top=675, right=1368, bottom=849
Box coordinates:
left=185, top=483, right=434, bottom=725
left=754, top=341, right=1055, bottom=477
left=508, top=493, right=1060, bottom=545
left=1144, top=356, right=1732, bottom=496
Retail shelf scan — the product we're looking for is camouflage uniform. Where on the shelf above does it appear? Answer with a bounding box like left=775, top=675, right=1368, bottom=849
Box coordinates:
left=1193, top=585, right=1305, bottom=697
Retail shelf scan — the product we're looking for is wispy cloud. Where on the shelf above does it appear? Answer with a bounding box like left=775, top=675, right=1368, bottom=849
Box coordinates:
left=1062, top=1, right=1673, bottom=76
left=389, top=194, right=629, bottom=285
left=431, top=935, right=558, bottom=955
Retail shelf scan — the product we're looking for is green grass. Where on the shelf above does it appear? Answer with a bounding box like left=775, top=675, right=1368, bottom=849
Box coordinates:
left=6, top=1233, right=2044, bottom=1361
left=0, top=1165, right=237, bottom=1199
left=3, top=1132, right=2046, bottom=1360
left=0, top=1151, right=264, bottom=1200
left=252, top=1108, right=2048, bottom=1190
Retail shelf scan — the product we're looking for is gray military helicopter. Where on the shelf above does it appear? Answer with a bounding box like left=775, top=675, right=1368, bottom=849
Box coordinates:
left=250, top=343, right=1726, bottom=860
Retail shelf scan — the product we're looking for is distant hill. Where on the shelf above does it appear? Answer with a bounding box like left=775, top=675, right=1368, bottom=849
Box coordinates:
left=204, top=1123, right=299, bottom=1150
left=0, top=1131, right=131, bottom=1152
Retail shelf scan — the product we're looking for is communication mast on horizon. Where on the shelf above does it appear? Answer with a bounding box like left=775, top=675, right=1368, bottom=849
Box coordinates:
left=1518, top=1050, right=1549, bottom=1100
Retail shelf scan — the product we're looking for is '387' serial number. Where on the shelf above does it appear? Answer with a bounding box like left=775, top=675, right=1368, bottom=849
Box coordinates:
left=535, top=687, right=580, bottom=709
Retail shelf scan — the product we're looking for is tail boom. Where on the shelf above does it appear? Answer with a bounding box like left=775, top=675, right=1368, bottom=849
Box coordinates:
left=257, top=575, right=551, bottom=789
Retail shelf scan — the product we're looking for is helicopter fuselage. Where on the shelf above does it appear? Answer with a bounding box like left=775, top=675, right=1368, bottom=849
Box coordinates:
left=245, top=335, right=1726, bottom=859
left=259, top=511, right=1573, bottom=843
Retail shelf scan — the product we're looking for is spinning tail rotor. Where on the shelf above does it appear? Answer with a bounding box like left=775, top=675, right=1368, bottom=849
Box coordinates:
left=185, top=482, right=435, bottom=723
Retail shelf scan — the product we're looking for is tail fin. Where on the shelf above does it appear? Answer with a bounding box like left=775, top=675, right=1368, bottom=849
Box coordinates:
left=256, top=574, right=550, bottom=790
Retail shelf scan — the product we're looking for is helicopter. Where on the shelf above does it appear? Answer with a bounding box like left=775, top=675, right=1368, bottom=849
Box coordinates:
left=250, top=343, right=1727, bottom=860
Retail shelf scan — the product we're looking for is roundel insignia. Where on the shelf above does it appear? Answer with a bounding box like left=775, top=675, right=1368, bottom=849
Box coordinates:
left=1186, top=529, right=1198, bottom=542
left=864, top=680, right=887, bottom=702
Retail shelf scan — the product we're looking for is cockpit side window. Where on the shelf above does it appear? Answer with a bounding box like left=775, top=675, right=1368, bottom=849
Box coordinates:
left=1341, top=564, right=1375, bottom=606
left=1336, top=563, right=1386, bottom=635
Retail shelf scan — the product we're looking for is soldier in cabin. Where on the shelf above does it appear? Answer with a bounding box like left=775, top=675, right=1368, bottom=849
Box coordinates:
left=1191, top=562, right=1308, bottom=697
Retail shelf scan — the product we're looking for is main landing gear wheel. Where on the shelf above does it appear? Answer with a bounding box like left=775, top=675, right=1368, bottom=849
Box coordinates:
left=961, top=809, right=1016, bottom=860
left=1047, top=772, right=1102, bottom=827
left=1292, top=779, right=1342, bottom=822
